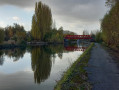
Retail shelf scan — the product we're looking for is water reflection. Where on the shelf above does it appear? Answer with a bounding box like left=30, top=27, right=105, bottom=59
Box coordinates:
left=65, top=46, right=87, bottom=51
left=31, top=47, right=51, bottom=84
left=64, top=42, right=88, bottom=51
left=0, top=50, right=4, bottom=65
left=31, top=45, right=64, bottom=84
left=0, top=42, right=88, bottom=86
left=3, top=47, right=26, bottom=62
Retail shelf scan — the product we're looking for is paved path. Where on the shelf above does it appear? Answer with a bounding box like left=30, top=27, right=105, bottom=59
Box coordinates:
left=86, top=43, right=119, bottom=90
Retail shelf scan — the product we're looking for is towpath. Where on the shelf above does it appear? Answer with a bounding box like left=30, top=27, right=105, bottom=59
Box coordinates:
left=86, top=43, right=119, bottom=90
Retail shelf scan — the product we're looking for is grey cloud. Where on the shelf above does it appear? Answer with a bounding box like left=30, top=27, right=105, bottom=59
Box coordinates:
left=0, top=0, right=107, bottom=22
left=0, top=0, right=36, bottom=8
left=48, top=0, right=106, bottom=22
left=0, top=0, right=107, bottom=33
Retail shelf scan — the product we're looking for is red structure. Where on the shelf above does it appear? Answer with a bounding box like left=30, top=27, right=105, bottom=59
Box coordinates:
left=65, top=46, right=87, bottom=51
left=64, top=35, right=92, bottom=39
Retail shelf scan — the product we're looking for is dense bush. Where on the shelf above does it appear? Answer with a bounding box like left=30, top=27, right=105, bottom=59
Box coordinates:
left=101, top=1, right=119, bottom=48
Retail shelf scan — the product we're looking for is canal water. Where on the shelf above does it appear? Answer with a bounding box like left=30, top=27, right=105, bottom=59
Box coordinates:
left=0, top=43, right=88, bottom=90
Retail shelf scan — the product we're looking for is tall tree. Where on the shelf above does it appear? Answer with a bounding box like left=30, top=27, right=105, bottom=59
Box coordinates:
left=31, top=2, right=52, bottom=41
left=0, top=28, right=5, bottom=44
left=8, top=26, right=13, bottom=38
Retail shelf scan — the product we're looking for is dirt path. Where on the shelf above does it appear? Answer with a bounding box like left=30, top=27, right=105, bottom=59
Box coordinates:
left=86, top=43, right=119, bottom=90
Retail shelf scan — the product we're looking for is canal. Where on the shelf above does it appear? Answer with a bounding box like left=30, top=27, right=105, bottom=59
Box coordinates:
left=0, top=43, right=88, bottom=90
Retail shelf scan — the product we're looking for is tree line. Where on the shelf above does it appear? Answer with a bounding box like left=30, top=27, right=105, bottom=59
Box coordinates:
left=101, top=0, right=119, bottom=49
left=0, top=23, right=31, bottom=45
left=88, top=0, right=119, bottom=49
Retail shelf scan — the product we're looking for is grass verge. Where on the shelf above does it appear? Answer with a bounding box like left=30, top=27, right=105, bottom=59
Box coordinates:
left=55, top=43, right=94, bottom=90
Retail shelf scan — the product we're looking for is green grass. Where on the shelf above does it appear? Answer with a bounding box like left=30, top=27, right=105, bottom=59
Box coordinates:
left=55, top=43, right=94, bottom=90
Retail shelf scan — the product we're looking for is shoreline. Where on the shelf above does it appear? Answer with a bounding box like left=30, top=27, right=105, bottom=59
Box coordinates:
left=0, top=42, right=64, bottom=50
left=27, top=41, right=64, bottom=46
left=0, top=44, right=26, bottom=50
left=55, top=43, right=94, bottom=90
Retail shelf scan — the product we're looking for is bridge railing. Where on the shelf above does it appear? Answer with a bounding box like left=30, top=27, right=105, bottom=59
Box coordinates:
left=64, top=35, right=92, bottom=39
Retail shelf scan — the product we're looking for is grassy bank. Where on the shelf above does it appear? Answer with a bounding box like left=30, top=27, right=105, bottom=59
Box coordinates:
left=55, top=43, right=94, bottom=90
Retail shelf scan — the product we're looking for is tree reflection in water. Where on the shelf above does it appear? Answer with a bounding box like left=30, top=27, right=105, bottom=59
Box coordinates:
left=4, top=47, right=26, bottom=62
left=0, top=44, right=81, bottom=84
left=31, top=47, right=51, bottom=84
left=0, top=50, right=4, bottom=65
left=0, top=43, right=86, bottom=85
left=31, top=45, right=64, bottom=84
left=0, top=47, right=26, bottom=65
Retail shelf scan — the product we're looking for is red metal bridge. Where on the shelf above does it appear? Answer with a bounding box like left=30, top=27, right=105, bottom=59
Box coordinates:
left=64, top=35, right=92, bottom=39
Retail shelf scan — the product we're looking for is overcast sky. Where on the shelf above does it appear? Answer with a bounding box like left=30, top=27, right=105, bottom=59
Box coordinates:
left=0, top=0, right=108, bottom=34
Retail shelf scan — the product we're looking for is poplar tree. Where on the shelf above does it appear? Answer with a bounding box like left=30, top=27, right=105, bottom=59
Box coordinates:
left=31, top=2, right=52, bottom=41
left=0, top=28, right=4, bottom=44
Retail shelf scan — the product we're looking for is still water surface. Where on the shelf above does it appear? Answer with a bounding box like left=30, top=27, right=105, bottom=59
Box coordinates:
left=0, top=44, right=87, bottom=90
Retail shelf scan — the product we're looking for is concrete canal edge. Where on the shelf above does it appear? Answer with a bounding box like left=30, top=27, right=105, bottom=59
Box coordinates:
left=55, top=43, right=94, bottom=90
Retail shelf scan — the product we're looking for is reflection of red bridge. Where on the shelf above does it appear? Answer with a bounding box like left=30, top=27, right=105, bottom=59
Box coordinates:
left=65, top=46, right=87, bottom=51
left=64, top=35, right=92, bottom=39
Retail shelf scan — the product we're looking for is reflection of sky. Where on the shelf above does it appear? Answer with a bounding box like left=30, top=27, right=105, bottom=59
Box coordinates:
left=49, top=51, right=82, bottom=80
left=0, top=50, right=83, bottom=90
left=39, top=51, right=83, bottom=90
left=31, top=51, right=83, bottom=90
left=0, top=53, right=32, bottom=74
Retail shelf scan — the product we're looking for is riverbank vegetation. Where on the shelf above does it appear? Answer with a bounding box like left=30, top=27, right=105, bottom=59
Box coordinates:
left=91, top=0, right=119, bottom=50
left=101, top=0, right=119, bottom=49
left=88, top=0, right=119, bottom=50
left=55, top=43, right=94, bottom=90
left=0, top=23, right=28, bottom=46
